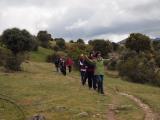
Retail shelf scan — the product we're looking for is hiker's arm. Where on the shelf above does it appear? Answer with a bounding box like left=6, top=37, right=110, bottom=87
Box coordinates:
left=103, top=58, right=111, bottom=64
left=85, top=55, right=96, bottom=64
left=103, top=58, right=111, bottom=62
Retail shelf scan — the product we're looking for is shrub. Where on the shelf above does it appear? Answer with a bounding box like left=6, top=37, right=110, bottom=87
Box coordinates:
left=152, top=40, right=160, bottom=51
left=55, top=38, right=66, bottom=51
left=107, top=59, right=118, bottom=70
left=126, top=33, right=151, bottom=53
left=53, top=45, right=60, bottom=52
left=0, top=48, right=11, bottom=66
left=117, top=53, right=159, bottom=85
left=4, top=54, right=25, bottom=71
left=46, top=51, right=67, bottom=63
left=37, top=31, right=51, bottom=48
left=155, top=53, right=160, bottom=67
left=89, top=39, right=112, bottom=58
left=154, top=70, right=160, bottom=86
left=1, top=28, right=35, bottom=71
left=30, top=37, right=39, bottom=51
left=66, top=43, right=89, bottom=69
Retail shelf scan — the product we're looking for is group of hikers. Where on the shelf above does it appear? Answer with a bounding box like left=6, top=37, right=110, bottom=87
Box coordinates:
left=54, top=56, right=74, bottom=75
left=54, top=51, right=106, bottom=95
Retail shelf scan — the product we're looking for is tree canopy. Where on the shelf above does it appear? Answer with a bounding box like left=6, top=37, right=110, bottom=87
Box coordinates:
left=89, top=39, right=112, bottom=57
left=1, top=28, right=34, bottom=55
left=37, top=31, right=52, bottom=48
left=126, top=33, right=151, bottom=53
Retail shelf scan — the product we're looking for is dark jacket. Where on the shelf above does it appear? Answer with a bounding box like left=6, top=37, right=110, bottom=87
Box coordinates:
left=85, top=57, right=95, bottom=72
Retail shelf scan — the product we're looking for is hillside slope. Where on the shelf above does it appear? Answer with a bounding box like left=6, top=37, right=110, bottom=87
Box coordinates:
left=0, top=61, right=160, bottom=120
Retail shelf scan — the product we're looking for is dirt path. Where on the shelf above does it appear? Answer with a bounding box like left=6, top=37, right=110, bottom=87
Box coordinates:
left=119, top=92, right=156, bottom=120
left=106, top=93, right=117, bottom=120
left=106, top=103, right=116, bottom=120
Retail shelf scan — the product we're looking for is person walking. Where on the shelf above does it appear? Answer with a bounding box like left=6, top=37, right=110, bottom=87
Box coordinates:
left=79, top=54, right=87, bottom=85
left=85, top=52, right=96, bottom=90
left=54, top=57, right=60, bottom=72
left=86, top=51, right=105, bottom=94
left=59, top=57, right=66, bottom=76
left=66, top=57, right=74, bottom=73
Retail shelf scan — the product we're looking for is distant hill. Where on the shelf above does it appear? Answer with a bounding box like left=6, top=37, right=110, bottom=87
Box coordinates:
left=153, top=38, right=160, bottom=41
left=118, top=38, right=127, bottom=45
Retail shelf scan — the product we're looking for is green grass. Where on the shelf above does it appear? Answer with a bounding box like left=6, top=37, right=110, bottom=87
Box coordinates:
left=0, top=62, right=160, bottom=120
left=0, top=62, right=109, bottom=120
left=106, top=77, right=160, bottom=114
left=29, top=47, right=53, bottom=62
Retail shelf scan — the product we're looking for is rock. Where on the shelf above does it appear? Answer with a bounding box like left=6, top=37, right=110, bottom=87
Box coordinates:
left=28, top=114, right=46, bottom=120
left=93, top=115, right=96, bottom=118
left=116, top=105, right=133, bottom=111
left=92, top=113, right=101, bottom=118
left=76, top=112, right=89, bottom=117
left=96, top=113, right=100, bottom=116
left=115, top=110, right=120, bottom=114
left=54, top=106, right=67, bottom=112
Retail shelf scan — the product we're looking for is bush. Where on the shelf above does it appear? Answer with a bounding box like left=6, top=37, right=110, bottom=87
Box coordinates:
left=0, top=48, right=11, bottom=66
left=46, top=51, right=67, bottom=63
left=155, top=53, right=160, bottom=67
left=55, top=38, right=66, bottom=51
left=67, top=46, right=88, bottom=69
left=89, top=39, right=112, bottom=58
left=126, top=33, right=151, bottom=53
left=120, top=50, right=137, bottom=61
left=1, top=28, right=34, bottom=55
left=154, top=70, right=160, bottom=86
left=4, top=54, right=25, bottom=71
left=107, top=59, right=118, bottom=70
left=37, top=31, right=51, bottom=48
left=1, top=28, right=36, bottom=71
left=118, top=53, right=159, bottom=86
left=53, top=45, right=60, bottom=52
left=152, top=40, right=160, bottom=51
left=30, top=37, right=39, bottom=51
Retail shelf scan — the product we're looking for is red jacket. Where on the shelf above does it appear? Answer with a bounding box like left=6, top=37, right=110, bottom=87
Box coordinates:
left=66, top=58, right=74, bottom=66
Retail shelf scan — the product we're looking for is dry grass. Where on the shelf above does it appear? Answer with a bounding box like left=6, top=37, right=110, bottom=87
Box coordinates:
left=0, top=61, right=159, bottom=120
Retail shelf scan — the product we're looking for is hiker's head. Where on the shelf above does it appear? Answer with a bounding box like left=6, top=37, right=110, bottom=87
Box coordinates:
left=96, top=51, right=102, bottom=58
left=89, top=51, right=94, bottom=57
left=80, top=54, right=84, bottom=59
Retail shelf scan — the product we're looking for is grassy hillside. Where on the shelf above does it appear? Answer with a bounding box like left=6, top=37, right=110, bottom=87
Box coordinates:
left=29, top=47, right=53, bottom=62
left=0, top=62, right=109, bottom=120
left=0, top=47, right=160, bottom=120
left=0, top=61, right=160, bottom=120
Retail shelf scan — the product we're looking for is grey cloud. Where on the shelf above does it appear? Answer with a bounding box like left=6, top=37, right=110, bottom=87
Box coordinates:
left=48, top=18, right=160, bottom=40
left=0, top=0, right=160, bottom=41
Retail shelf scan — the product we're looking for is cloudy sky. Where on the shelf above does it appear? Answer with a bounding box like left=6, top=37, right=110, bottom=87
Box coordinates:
left=0, top=0, right=160, bottom=42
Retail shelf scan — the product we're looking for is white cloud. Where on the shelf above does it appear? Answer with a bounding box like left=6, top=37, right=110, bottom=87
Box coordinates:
left=0, top=0, right=160, bottom=41
left=65, top=19, right=88, bottom=30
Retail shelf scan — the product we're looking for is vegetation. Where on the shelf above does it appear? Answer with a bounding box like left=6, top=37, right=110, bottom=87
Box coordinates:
left=126, top=33, right=151, bottom=53
left=77, top=38, right=85, bottom=44
left=55, top=38, right=66, bottom=51
left=152, top=40, right=160, bottom=51
left=88, top=39, right=112, bottom=58
left=29, top=47, right=53, bottom=62
left=0, top=62, right=159, bottom=120
left=1, top=28, right=36, bottom=71
left=37, top=31, right=52, bottom=48
left=0, top=27, right=160, bottom=119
